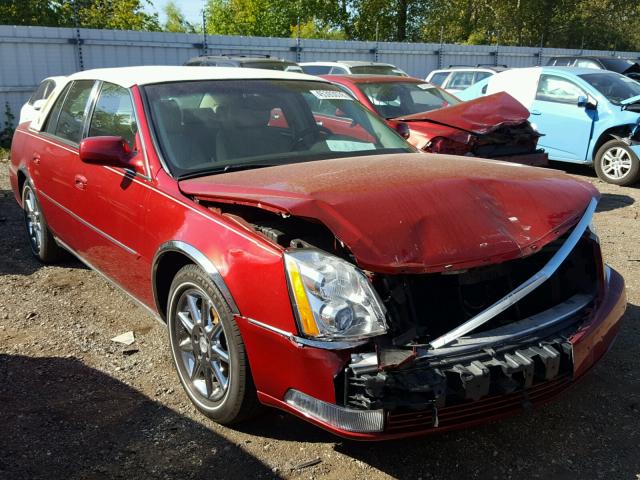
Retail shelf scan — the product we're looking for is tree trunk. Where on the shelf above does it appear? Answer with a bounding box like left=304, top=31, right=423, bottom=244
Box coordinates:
left=396, top=0, right=408, bottom=41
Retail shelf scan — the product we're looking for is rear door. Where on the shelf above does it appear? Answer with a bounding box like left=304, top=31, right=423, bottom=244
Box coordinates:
left=30, top=79, right=97, bottom=248
left=529, top=74, right=595, bottom=161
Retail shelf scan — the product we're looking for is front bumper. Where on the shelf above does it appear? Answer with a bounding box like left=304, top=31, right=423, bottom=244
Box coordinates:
left=262, top=266, right=626, bottom=440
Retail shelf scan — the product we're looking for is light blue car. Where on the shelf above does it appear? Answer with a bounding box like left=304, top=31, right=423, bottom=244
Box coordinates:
left=458, top=67, right=640, bottom=185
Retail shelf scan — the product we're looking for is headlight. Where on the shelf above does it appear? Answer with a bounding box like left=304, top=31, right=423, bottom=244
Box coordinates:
left=284, top=249, right=387, bottom=340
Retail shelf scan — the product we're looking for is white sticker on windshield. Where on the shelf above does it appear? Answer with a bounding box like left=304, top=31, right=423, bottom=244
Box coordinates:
left=417, top=83, right=434, bottom=90
left=310, top=90, right=354, bottom=100
left=326, top=140, right=375, bottom=152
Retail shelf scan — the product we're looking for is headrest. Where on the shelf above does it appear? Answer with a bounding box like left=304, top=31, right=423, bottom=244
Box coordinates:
left=182, top=107, right=219, bottom=126
left=155, top=99, right=182, bottom=133
left=376, top=86, right=400, bottom=102
left=227, top=107, right=272, bottom=128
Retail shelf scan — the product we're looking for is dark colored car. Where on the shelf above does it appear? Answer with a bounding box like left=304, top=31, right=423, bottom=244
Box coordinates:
left=325, top=74, right=548, bottom=165
left=547, top=56, right=640, bottom=80
left=184, top=55, right=303, bottom=72
left=10, top=66, right=626, bottom=440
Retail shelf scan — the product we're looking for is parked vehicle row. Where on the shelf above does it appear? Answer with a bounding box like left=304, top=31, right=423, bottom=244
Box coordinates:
left=459, top=67, right=640, bottom=185
left=10, top=66, right=627, bottom=440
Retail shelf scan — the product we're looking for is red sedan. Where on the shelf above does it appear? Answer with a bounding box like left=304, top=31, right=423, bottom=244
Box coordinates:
left=9, top=66, right=625, bottom=439
left=323, top=74, right=548, bottom=166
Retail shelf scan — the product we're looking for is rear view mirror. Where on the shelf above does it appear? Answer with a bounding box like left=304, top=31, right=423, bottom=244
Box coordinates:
left=395, top=122, right=410, bottom=139
left=79, top=136, right=143, bottom=172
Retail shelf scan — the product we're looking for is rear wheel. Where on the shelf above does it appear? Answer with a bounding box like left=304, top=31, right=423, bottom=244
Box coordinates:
left=167, top=264, right=261, bottom=424
left=594, top=139, right=640, bottom=185
left=22, top=180, right=63, bottom=262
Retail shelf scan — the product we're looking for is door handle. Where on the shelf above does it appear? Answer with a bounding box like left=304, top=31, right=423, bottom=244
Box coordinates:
left=74, top=174, right=87, bottom=191
left=32, top=153, right=41, bottom=165
left=530, top=110, right=542, bottom=115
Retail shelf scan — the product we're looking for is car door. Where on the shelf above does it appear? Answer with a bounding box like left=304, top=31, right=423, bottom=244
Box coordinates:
left=529, top=74, right=596, bottom=162
left=74, top=81, right=151, bottom=300
left=29, top=79, right=97, bottom=249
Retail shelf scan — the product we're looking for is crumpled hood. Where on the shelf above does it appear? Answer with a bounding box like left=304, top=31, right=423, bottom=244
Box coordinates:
left=179, top=154, right=598, bottom=273
left=394, top=92, right=530, bottom=135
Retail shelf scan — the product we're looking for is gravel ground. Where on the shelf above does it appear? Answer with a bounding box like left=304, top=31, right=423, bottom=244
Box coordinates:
left=1, top=156, right=639, bottom=480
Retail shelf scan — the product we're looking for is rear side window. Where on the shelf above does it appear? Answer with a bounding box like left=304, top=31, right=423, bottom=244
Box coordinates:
left=474, top=71, right=492, bottom=83
left=447, top=71, right=475, bottom=89
left=329, top=66, right=348, bottom=74
left=428, top=72, right=449, bottom=86
left=535, top=74, right=586, bottom=104
left=575, top=59, right=601, bottom=69
left=47, top=80, right=95, bottom=144
left=88, top=83, right=137, bottom=149
left=28, top=80, right=52, bottom=105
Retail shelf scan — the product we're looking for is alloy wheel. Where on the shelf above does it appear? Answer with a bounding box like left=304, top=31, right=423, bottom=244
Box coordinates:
left=601, top=146, right=633, bottom=180
left=23, top=187, right=43, bottom=254
left=172, top=286, right=231, bottom=402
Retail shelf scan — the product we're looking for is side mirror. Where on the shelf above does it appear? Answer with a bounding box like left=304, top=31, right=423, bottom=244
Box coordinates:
left=578, top=95, right=597, bottom=110
left=79, top=136, right=142, bottom=171
left=32, top=99, right=46, bottom=111
left=395, top=122, right=411, bottom=139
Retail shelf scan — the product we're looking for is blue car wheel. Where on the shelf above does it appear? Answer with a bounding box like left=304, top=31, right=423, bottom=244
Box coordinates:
left=595, top=140, right=640, bottom=186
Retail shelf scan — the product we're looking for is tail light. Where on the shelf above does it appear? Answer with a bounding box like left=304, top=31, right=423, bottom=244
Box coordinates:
left=424, top=136, right=473, bottom=156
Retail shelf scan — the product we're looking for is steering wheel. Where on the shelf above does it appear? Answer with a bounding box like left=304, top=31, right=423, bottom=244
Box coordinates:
left=293, top=125, right=333, bottom=149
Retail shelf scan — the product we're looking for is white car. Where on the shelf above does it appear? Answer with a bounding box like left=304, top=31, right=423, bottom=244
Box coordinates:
left=300, top=61, right=408, bottom=76
left=425, top=66, right=507, bottom=94
left=19, top=76, right=65, bottom=125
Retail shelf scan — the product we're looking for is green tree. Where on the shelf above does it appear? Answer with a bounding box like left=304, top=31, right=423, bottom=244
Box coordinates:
left=163, top=0, right=196, bottom=33
left=0, top=0, right=160, bottom=31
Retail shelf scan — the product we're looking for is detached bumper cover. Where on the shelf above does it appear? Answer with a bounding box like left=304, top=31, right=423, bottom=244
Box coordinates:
left=271, top=266, right=625, bottom=440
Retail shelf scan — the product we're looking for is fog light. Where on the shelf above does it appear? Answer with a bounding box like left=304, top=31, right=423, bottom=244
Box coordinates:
left=284, top=389, right=384, bottom=433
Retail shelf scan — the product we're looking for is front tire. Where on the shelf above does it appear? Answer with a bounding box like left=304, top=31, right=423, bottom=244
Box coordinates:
left=22, top=180, right=63, bottom=262
left=167, top=264, right=261, bottom=424
left=594, top=139, right=640, bottom=186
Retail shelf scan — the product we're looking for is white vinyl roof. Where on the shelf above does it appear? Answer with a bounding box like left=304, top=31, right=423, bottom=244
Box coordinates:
left=66, top=65, right=322, bottom=88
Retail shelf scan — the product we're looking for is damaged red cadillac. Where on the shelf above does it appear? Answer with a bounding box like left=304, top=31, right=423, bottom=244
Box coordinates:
left=9, top=66, right=626, bottom=439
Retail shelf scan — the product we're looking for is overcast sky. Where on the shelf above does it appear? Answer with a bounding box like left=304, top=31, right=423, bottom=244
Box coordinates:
left=146, top=0, right=205, bottom=27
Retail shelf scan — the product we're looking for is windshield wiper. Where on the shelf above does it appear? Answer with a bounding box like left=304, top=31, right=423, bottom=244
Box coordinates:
left=177, top=162, right=274, bottom=180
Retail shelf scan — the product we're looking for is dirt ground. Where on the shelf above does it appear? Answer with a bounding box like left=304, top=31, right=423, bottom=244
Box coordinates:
left=0, top=155, right=638, bottom=480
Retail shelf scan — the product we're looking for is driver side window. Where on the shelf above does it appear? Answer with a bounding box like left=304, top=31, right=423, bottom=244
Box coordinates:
left=88, top=83, right=137, bottom=150
left=536, top=75, right=586, bottom=104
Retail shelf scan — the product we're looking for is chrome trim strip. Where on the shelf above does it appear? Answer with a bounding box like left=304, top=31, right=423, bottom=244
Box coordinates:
left=55, top=237, right=165, bottom=326
left=152, top=240, right=240, bottom=315
left=421, top=293, right=592, bottom=358
left=128, top=86, right=152, bottom=180
left=38, top=190, right=138, bottom=256
left=429, top=197, right=599, bottom=349
left=244, top=316, right=368, bottom=350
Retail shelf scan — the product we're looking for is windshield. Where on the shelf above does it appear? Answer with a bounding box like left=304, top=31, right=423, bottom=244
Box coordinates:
left=579, top=72, right=640, bottom=105
left=350, top=65, right=406, bottom=76
left=357, top=81, right=460, bottom=119
left=143, top=79, right=413, bottom=177
left=598, top=57, right=636, bottom=73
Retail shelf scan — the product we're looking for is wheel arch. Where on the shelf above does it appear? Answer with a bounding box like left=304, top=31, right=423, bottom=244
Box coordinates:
left=152, top=241, right=240, bottom=322
left=591, top=124, right=636, bottom=161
